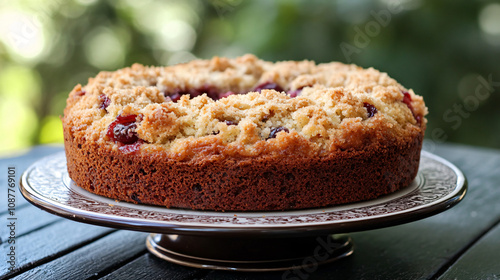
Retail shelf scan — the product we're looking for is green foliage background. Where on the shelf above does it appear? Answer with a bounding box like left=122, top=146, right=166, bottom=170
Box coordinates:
left=0, top=0, right=499, bottom=155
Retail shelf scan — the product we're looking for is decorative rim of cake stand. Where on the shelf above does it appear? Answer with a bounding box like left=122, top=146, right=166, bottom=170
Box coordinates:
left=20, top=151, right=466, bottom=237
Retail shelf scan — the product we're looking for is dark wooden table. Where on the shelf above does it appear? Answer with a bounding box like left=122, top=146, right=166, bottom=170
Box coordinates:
left=1, top=143, right=500, bottom=280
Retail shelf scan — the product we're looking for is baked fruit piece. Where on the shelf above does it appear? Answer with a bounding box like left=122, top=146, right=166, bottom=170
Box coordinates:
left=62, top=54, right=427, bottom=211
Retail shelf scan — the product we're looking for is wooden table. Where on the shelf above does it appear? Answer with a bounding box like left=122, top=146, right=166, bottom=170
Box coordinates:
left=1, top=143, right=499, bottom=280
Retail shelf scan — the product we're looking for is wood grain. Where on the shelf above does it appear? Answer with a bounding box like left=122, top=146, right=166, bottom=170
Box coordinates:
left=0, top=219, right=113, bottom=279
left=437, top=217, right=500, bottom=279
left=0, top=145, right=63, bottom=213
left=12, top=230, right=148, bottom=280
left=0, top=205, right=61, bottom=244
left=100, top=253, right=204, bottom=280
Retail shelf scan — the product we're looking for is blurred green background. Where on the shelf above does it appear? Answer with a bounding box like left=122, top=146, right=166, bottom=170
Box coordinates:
left=0, top=0, right=499, bottom=155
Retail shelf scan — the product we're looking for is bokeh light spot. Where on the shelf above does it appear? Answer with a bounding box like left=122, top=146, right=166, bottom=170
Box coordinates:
left=457, top=73, right=481, bottom=101
left=0, top=65, right=41, bottom=102
left=479, top=4, right=500, bottom=36
left=0, top=9, right=47, bottom=63
left=76, top=0, right=99, bottom=6
left=0, top=97, right=38, bottom=155
left=39, top=115, right=64, bottom=144
left=158, top=20, right=197, bottom=52
left=84, top=27, right=125, bottom=70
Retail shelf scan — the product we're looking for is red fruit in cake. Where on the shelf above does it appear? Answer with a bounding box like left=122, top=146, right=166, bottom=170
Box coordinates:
left=219, top=91, right=235, bottom=99
left=107, top=115, right=139, bottom=144
left=99, top=94, right=111, bottom=110
left=402, top=91, right=421, bottom=123
left=168, top=92, right=182, bottom=102
left=253, top=82, right=284, bottom=93
left=165, top=85, right=221, bottom=101
left=197, top=85, right=219, bottom=100
left=268, top=126, right=289, bottom=139
left=118, top=140, right=143, bottom=154
left=288, top=88, right=303, bottom=98
left=363, top=103, right=377, bottom=118
left=402, top=92, right=413, bottom=111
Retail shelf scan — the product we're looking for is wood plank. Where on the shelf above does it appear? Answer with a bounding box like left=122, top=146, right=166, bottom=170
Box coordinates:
left=11, top=230, right=148, bottom=280
left=100, top=253, right=204, bottom=280
left=204, top=144, right=500, bottom=280
left=0, top=219, right=113, bottom=279
left=437, top=221, right=500, bottom=279
left=0, top=145, right=63, bottom=212
left=0, top=205, right=61, bottom=244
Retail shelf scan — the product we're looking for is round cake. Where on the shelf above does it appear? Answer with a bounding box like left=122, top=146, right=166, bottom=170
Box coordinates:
left=62, top=54, right=427, bottom=211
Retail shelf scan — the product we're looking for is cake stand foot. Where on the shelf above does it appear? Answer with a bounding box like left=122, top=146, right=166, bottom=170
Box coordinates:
left=146, top=233, right=353, bottom=271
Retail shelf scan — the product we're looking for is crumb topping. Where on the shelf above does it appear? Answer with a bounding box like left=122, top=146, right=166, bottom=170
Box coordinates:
left=63, top=54, right=427, bottom=159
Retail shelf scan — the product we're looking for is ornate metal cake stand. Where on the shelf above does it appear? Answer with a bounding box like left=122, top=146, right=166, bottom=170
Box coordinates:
left=20, top=151, right=466, bottom=271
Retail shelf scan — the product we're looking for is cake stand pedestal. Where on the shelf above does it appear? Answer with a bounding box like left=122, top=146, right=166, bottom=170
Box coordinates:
left=146, top=233, right=352, bottom=271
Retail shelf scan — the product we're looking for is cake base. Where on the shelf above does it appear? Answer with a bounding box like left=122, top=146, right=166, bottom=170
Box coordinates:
left=146, top=233, right=353, bottom=272
left=64, top=129, right=422, bottom=211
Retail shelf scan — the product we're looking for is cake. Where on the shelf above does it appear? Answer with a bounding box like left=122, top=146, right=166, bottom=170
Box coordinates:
left=62, top=54, right=427, bottom=211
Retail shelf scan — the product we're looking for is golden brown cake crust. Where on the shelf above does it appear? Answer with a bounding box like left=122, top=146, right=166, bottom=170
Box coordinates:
left=62, top=54, right=427, bottom=211
left=64, top=129, right=422, bottom=211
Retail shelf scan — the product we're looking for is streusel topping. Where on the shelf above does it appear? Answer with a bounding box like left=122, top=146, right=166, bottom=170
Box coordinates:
left=63, top=54, right=427, bottom=159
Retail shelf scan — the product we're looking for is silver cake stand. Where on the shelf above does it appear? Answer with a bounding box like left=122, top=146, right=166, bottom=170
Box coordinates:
left=20, top=151, right=466, bottom=271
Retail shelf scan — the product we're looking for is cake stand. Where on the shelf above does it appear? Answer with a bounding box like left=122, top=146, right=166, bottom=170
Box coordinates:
left=20, top=151, right=466, bottom=271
